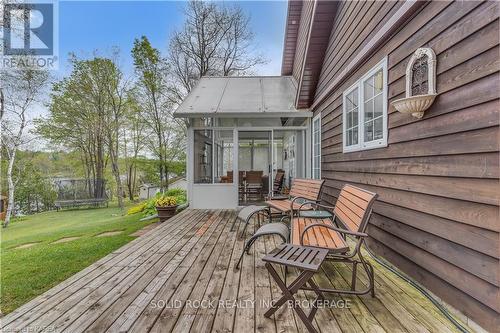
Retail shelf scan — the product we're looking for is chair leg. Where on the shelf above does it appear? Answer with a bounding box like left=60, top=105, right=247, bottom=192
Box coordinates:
left=358, top=251, right=375, bottom=297
left=236, top=238, right=255, bottom=269
left=351, top=262, right=357, bottom=291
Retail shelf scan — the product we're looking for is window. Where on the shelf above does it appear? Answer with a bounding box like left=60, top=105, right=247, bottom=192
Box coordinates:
left=194, top=130, right=233, bottom=184
left=343, top=58, right=388, bottom=152
left=311, top=114, right=321, bottom=179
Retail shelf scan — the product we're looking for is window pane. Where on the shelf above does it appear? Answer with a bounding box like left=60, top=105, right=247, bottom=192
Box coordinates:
left=365, top=100, right=373, bottom=122
left=374, top=93, right=383, bottom=118
left=351, top=89, right=358, bottom=107
left=214, top=130, right=233, bottom=183
left=374, top=69, right=383, bottom=94
left=353, top=109, right=358, bottom=127
left=374, top=117, right=383, bottom=140
left=194, top=130, right=213, bottom=184
left=345, top=88, right=360, bottom=148
left=364, top=76, right=374, bottom=100
left=364, top=121, right=374, bottom=142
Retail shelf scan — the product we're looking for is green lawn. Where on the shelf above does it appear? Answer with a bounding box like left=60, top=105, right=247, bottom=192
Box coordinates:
left=0, top=204, right=155, bottom=314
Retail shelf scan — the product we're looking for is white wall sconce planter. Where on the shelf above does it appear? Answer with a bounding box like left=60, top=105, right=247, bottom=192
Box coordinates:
left=391, top=47, right=437, bottom=119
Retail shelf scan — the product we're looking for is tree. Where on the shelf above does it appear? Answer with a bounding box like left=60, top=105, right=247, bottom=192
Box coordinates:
left=122, top=92, right=146, bottom=200
left=168, top=0, right=266, bottom=104
left=99, top=55, right=129, bottom=212
left=1, top=62, right=50, bottom=227
left=14, top=157, right=57, bottom=214
left=131, top=36, right=184, bottom=191
left=37, top=54, right=128, bottom=212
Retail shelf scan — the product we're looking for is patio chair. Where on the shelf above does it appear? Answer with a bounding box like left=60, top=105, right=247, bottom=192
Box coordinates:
left=265, top=178, right=325, bottom=221
left=226, top=170, right=234, bottom=183
left=272, top=169, right=285, bottom=196
left=241, top=184, right=378, bottom=296
left=245, top=170, right=263, bottom=201
left=291, top=184, right=378, bottom=296
left=238, top=171, right=246, bottom=201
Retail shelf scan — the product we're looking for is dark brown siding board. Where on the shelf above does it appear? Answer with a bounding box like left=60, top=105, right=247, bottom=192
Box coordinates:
left=388, top=1, right=482, bottom=69
left=281, top=1, right=303, bottom=75
left=366, top=239, right=500, bottom=333
left=294, top=1, right=338, bottom=108
left=324, top=171, right=500, bottom=206
left=373, top=201, right=499, bottom=258
left=389, top=44, right=500, bottom=99
left=322, top=180, right=499, bottom=232
left=311, top=1, right=500, bottom=329
left=292, top=0, right=314, bottom=82
left=317, top=1, right=400, bottom=98
left=314, top=0, right=450, bottom=102
left=369, top=216, right=499, bottom=290
left=389, top=73, right=500, bottom=128
left=368, top=222, right=499, bottom=312
left=388, top=100, right=500, bottom=144
left=322, top=153, right=500, bottom=179
left=322, top=126, right=500, bottom=161
left=389, top=2, right=499, bottom=83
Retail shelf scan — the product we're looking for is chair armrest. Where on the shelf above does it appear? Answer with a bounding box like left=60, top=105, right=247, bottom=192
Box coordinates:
left=296, top=201, right=333, bottom=218
left=291, top=196, right=314, bottom=215
left=300, top=223, right=368, bottom=245
left=308, top=202, right=335, bottom=211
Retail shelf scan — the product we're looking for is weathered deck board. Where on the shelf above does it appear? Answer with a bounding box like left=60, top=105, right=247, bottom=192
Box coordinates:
left=1, top=209, right=472, bottom=333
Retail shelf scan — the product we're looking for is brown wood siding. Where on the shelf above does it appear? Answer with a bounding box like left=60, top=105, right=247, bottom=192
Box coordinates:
left=313, top=1, right=500, bottom=331
left=281, top=1, right=303, bottom=76
left=295, top=1, right=338, bottom=108
left=292, top=0, right=314, bottom=82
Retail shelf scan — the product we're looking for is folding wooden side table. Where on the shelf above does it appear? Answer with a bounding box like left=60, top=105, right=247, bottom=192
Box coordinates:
left=262, top=244, right=329, bottom=333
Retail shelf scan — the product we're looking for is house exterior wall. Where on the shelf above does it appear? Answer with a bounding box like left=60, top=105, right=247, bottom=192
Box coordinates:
left=292, top=0, right=314, bottom=82
left=310, top=1, right=499, bottom=331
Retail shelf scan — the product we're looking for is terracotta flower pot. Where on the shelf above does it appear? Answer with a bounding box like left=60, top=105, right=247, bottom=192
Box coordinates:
left=156, top=205, right=178, bottom=222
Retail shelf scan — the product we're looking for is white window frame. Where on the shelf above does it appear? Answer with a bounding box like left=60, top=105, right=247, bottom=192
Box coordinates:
left=311, top=113, right=321, bottom=179
left=342, top=57, right=388, bottom=153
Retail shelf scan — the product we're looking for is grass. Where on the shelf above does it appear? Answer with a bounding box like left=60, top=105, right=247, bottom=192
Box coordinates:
left=0, top=203, right=155, bottom=314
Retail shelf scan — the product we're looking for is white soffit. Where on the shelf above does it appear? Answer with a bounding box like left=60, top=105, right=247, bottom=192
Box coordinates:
left=174, top=76, right=311, bottom=118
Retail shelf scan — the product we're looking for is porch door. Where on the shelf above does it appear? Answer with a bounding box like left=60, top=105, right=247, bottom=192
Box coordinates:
left=237, top=131, right=273, bottom=205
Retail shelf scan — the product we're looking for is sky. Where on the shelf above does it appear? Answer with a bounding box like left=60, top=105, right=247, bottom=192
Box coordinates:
left=57, top=0, right=288, bottom=77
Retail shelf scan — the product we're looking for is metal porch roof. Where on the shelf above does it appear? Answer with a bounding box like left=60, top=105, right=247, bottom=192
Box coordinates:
left=173, top=76, right=311, bottom=118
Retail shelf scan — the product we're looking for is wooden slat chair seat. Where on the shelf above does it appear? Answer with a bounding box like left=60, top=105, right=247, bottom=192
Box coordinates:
left=292, top=184, right=378, bottom=297
left=290, top=217, right=349, bottom=253
left=265, top=178, right=325, bottom=216
left=292, top=218, right=349, bottom=254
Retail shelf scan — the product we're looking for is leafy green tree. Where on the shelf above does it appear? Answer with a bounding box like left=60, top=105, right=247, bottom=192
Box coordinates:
left=15, top=161, right=57, bottom=214
left=1, top=61, right=50, bottom=227
left=37, top=54, right=128, bottom=212
left=131, top=36, right=185, bottom=191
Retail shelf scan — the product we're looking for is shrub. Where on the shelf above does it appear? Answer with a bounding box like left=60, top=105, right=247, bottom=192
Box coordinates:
left=127, top=202, right=146, bottom=215
left=165, top=188, right=184, bottom=196
left=137, top=189, right=187, bottom=217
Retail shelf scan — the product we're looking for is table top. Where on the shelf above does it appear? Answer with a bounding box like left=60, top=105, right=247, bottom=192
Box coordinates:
left=262, top=244, right=329, bottom=272
left=298, top=210, right=334, bottom=219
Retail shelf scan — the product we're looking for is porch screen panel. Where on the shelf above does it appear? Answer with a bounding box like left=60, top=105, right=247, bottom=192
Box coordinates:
left=214, top=130, right=234, bottom=183
left=194, top=130, right=213, bottom=183
left=194, top=130, right=234, bottom=184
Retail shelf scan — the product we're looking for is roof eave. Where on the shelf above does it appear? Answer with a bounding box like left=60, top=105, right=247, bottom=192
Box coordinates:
left=174, top=110, right=312, bottom=119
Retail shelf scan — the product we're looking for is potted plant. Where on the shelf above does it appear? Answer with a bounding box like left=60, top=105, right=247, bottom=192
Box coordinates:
left=155, top=195, right=178, bottom=222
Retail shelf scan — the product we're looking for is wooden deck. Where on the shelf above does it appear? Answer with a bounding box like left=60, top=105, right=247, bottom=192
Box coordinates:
left=1, top=209, right=470, bottom=333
